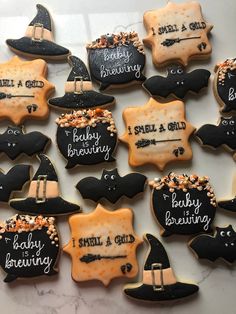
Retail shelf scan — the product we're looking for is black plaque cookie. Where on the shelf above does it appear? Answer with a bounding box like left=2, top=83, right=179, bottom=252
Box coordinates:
left=0, top=214, right=60, bottom=282
left=48, top=55, right=115, bottom=109
left=87, top=32, right=146, bottom=90
left=76, top=168, right=147, bottom=203
left=143, top=64, right=210, bottom=99
left=0, top=125, right=50, bottom=160
left=56, top=109, right=117, bottom=168
left=214, top=58, right=236, bottom=113
left=6, top=4, right=70, bottom=60
left=195, top=116, right=236, bottom=160
left=189, top=225, right=236, bottom=264
left=149, top=173, right=216, bottom=236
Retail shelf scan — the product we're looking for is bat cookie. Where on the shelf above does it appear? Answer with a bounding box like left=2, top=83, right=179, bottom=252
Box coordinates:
left=218, top=175, right=236, bottom=212
left=0, top=165, right=30, bottom=202
left=214, top=58, right=236, bottom=113
left=120, top=98, right=195, bottom=170
left=6, top=4, right=70, bottom=60
left=48, top=56, right=115, bottom=110
left=143, top=1, right=213, bottom=67
left=76, top=168, right=147, bottom=203
left=0, top=125, right=50, bottom=160
left=0, top=214, right=60, bottom=282
left=56, top=108, right=117, bottom=169
left=149, top=173, right=216, bottom=236
left=63, top=204, right=142, bottom=286
left=9, top=154, right=81, bottom=215
left=189, top=225, right=236, bottom=264
left=195, top=116, right=236, bottom=160
left=0, top=56, right=54, bottom=125
left=87, top=32, right=146, bottom=90
left=124, top=233, right=199, bottom=301
left=143, top=64, right=211, bottom=99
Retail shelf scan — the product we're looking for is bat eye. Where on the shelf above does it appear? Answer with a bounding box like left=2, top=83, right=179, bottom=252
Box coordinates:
left=227, top=231, right=231, bottom=236
left=220, top=231, right=225, bottom=237
left=111, top=175, right=116, bottom=180
left=14, top=130, right=20, bottom=135
left=229, top=120, right=235, bottom=125
left=7, top=129, right=13, bottom=134
left=170, top=69, right=176, bottom=75
left=177, top=68, right=183, bottom=74
left=222, top=120, right=228, bottom=125
left=104, top=174, right=109, bottom=180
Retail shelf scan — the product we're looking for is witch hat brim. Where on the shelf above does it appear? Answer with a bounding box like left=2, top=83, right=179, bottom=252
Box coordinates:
left=9, top=197, right=81, bottom=216
left=218, top=198, right=236, bottom=212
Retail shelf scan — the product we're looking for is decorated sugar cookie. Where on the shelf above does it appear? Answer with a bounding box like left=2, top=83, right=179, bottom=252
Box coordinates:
left=124, top=233, right=199, bottom=301
left=0, top=165, right=30, bottom=202
left=87, top=32, right=146, bottom=90
left=120, top=98, right=195, bottom=170
left=189, top=225, right=236, bottom=264
left=195, top=116, right=236, bottom=160
left=0, top=56, right=54, bottom=125
left=63, top=204, right=142, bottom=286
left=143, top=2, right=213, bottom=67
left=6, top=4, right=70, bottom=60
left=0, top=214, right=60, bottom=282
left=56, top=109, right=117, bottom=169
left=143, top=64, right=211, bottom=99
left=9, top=154, right=81, bottom=215
left=49, top=56, right=115, bottom=109
left=149, top=173, right=216, bottom=236
left=0, top=126, right=50, bottom=160
left=76, top=168, right=147, bottom=204
left=218, top=175, right=236, bottom=212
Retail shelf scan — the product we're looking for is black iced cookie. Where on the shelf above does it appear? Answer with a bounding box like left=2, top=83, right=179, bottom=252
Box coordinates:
left=76, top=168, right=147, bottom=203
left=124, top=233, right=199, bottom=301
left=214, top=58, right=236, bottom=113
left=149, top=173, right=216, bottom=236
left=195, top=116, right=236, bottom=160
left=9, top=154, right=81, bottom=215
left=48, top=56, right=115, bottom=109
left=0, top=214, right=60, bottom=282
left=6, top=4, right=70, bottom=60
left=56, top=109, right=117, bottom=169
left=143, top=64, right=210, bottom=99
left=0, top=125, right=50, bottom=160
left=0, top=165, right=30, bottom=202
left=189, top=225, right=236, bottom=264
left=87, top=32, right=146, bottom=90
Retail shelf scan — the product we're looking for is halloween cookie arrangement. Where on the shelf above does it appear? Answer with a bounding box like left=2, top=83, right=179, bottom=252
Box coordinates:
left=0, top=0, right=235, bottom=308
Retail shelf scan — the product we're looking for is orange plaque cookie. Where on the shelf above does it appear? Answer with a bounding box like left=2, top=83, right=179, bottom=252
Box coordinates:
left=0, top=56, right=54, bottom=125
left=120, top=98, right=195, bottom=170
left=143, top=1, right=213, bottom=67
left=63, top=204, right=142, bottom=286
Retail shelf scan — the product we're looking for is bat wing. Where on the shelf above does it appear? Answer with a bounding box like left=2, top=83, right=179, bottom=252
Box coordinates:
left=189, top=235, right=219, bottom=261
left=121, top=173, right=147, bottom=198
left=195, top=124, right=223, bottom=147
left=21, top=132, right=50, bottom=156
left=76, top=177, right=104, bottom=202
left=186, top=69, right=211, bottom=93
left=143, top=76, right=177, bottom=98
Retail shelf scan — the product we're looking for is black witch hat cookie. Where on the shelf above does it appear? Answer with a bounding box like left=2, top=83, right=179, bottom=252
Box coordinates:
left=0, top=125, right=50, bottom=160
left=143, top=64, right=211, bottom=99
left=9, top=154, right=81, bottom=215
left=6, top=4, right=70, bottom=60
left=87, top=32, right=146, bottom=90
left=49, top=56, right=115, bottom=110
left=149, top=173, right=216, bottom=236
left=218, top=175, right=236, bottom=212
left=124, top=233, right=199, bottom=301
left=56, top=108, right=117, bottom=169
left=0, top=214, right=60, bottom=282
left=76, top=168, right=147, bottom=204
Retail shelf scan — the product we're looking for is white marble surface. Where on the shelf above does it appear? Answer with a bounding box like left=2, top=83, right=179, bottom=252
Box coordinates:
left=0, top=0, right=235, bottom=313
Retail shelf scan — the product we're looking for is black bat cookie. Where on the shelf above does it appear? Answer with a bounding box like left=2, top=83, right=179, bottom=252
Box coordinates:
left=76, top=168, right=147, bottom=203
left=189, top=225, right=236, bottom=263
left=195, top=116, right=236, bottom=158
left=143, top=65, right=210, bottom=99
left=0, top=164, right=31, bottom=202
left=0, top=126, right=50, bottom=160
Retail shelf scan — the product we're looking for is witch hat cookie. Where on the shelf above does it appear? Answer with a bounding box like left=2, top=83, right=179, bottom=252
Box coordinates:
left=9, top=154, right=81, bottom=215
left=49, top=56, right=115, bottom=109
left=124, top=233, right=199, bottom=301
left=6, top=4, right=70, bottom=60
